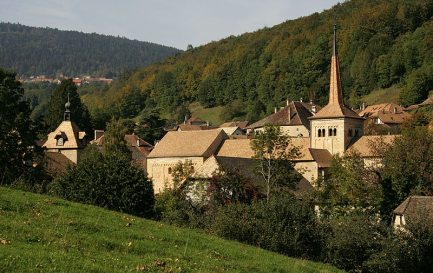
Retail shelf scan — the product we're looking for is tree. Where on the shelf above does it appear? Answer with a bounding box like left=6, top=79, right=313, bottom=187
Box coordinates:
left=51, top=145, right=154, bottom=217
left=0, top=68, right=38, bottom=185
left=135, top=110, right=166, bottom=144
left=378, top=126, right=433, bottom=219
left=45, top=79, right=92, bottom=134
left=103, top=118, right=130, bottom=156
left=250, top=126, right=301, bottom=202
left=318, top=152, right=382, bottom=217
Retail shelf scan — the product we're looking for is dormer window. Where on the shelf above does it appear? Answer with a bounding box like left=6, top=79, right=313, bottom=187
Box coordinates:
left=57, top=138, right=64, bottom=146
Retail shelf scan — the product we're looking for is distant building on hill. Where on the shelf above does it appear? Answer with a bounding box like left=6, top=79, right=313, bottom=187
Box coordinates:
left=359, top=103, right=411, bottom=134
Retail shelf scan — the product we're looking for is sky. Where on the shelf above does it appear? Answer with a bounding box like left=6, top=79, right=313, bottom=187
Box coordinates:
left=1, top=0, right=340, bottom=49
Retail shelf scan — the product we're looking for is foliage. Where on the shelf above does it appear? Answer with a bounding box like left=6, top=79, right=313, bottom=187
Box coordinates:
left=318, top=153, right=382, bottom=217
left=0, top=187, right=344, bottom=273
left=44, top=79, right=93, bottom=134
left=250, top=126, right=301, bottom=202
left=400, top=64, right=433, bottom=106
left=0, top=68, right=40, bottom=185
left=86, top=0, right=433, bottom=121
left=103, top=118, right=130, bottom=156
left=324, top=215, right=386, bottom=273
left=364, top=217, right=433, bottom=273
left=134, top=110, right=166, bottom=145
left=50, top=145, right=154, bottom=218
left=210, top=193, right=326, bottom=260
left=0, top=22, right=179, bottom=77
left=378, top=126, right=433, bottom=219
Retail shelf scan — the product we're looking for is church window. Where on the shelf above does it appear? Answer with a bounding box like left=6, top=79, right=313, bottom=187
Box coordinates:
left=333, top=128, right=337, bottom=136
left=321, top=129, right=325, bottom=137
left=168, top=167, right=172, bottom=174
left=318, top=129, right=322, bottom=137
left=329, top=128, right=333, bottom=136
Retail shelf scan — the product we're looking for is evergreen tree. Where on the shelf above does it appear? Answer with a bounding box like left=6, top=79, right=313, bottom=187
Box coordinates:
left=0, top=68, right=37, bottom=184
left=45, top=79, right=92, bottom=135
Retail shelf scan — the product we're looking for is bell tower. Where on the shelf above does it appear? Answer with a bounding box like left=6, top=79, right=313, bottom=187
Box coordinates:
left=309, top=25, right=364, bottom=155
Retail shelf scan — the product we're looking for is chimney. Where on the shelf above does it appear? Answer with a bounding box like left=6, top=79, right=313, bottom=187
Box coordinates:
left=312, top=105, right=317, bottom=114
left=206, top=121, right=209, bottom=126
left=300, top=97, right=303, bottom=102
left=184, top=115, right=187, bottom=124
left=286, top=99, right=289, bottom=106
left=274, top=107, right=277, bottom=113
left=362, top=103, right=365, bottom=110
left=393, top=107, right=397, bottom=114
left=94, top=130, right=104, bottom=141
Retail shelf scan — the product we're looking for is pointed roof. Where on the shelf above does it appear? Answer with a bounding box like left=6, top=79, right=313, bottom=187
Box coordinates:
left=43, top=121, right=86, bottom=149
left=310, top=25, right=363, bottom=120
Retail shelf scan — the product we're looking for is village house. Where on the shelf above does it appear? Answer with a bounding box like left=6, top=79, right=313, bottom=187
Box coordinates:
left=393, top=196, right=433, bottom=230
left=42, top=98, right=87, bottom=175
left=247, top=100, right=321, bottom=137
left=147, top=129, right=228, bottom=193
left=359, top=103, right=411, bottom=134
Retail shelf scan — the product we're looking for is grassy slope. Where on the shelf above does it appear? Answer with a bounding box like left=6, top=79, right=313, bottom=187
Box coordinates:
left=362, top=85, right=402, bottom=105
left=188, top=102, right=226, bottom=126
left=0, top=187, right=343, bottom=273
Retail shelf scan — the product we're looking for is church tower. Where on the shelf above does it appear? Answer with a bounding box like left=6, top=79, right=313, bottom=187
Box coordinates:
left=309, top=25, right=364, bottom=155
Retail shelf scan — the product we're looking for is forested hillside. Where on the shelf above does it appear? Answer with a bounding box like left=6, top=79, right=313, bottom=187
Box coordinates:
left=0, top=22, right=180, bottom=77
left=89, top=0, right=433, bottom=124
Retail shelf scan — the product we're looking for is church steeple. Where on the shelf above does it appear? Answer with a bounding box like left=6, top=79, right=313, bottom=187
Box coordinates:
left=64, top=90, right=71, bottom=121
left=328, top=24, right=343, bottom=106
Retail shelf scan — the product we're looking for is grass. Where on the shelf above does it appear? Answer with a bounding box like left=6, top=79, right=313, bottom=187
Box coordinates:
left=0, top=187, right=343, bottom=273
left=189, top=102, right=226, bottom=126
left=362, top=85, right=401, bottom=105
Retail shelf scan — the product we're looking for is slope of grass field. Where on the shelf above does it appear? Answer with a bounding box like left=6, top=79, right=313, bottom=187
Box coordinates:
left=0, top=187, right=343, bottom=273
left=361, top=86, right=401, bottom=106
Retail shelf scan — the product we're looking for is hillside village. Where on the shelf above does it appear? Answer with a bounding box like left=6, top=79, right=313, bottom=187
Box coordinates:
left=3, top=1, right=433, bottom=272
left=41, top=26, right=426, bottom=231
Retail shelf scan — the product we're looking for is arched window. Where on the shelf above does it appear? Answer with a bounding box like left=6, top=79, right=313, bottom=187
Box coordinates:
left=329, top=128, right=333, bottom=136
left=333, top=128, right=337, bottom=136
left=168, top=167, right=172, bottom=174
left=321, top=129, right=325, bottom=137
left=318, top=129, right=322, bottom=137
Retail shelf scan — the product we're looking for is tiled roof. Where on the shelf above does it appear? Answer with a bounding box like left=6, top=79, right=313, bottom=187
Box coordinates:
left=346, top=135, right=396, bottom=157
left=220, top=121, right=250, bottom=129
left=43, top=121, right=86, bottom=149
left=219, top=127, right=242, bottom=135
left=216, top=139, right=255, bottom=159
left=91, top=134, right=153, bottom=149
left=44, top=152, right=74, bottom=175
left=148, top=130, right=228, bottom=158
left=248, top=101, right=321, bottom=129
left=309, top=148, right=333, bottom=167
left=394, top=196, right=433, bottom=222
left=217, top=137, right=315, bottom=162
left=178, top=124, right=217, bottom=131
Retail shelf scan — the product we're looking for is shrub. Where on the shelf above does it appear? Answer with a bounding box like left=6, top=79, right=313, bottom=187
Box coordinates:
left=324, top=215, right=386, bottom=273
left=210, top=193, right=325, bottom=259
left=50, top=146, right=154, bottom=218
